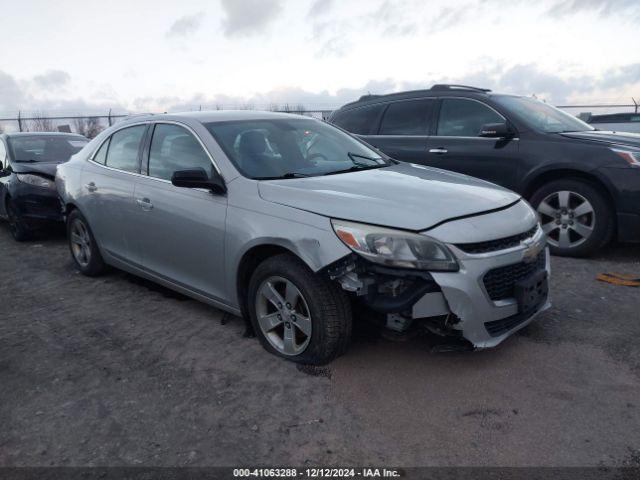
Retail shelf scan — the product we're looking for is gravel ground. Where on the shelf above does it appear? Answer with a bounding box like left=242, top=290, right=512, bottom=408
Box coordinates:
left=1, top=223, right=639, bottom=467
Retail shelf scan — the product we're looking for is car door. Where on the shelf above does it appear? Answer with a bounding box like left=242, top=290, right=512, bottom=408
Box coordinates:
left=132, top=122, right=228, bottom=302
left=0, top=139, right=9, bottom=218
left=424, top=98, right=520, bottom=190
left=360, top=98, right=437, bottom=164
left=80, top=124, right=147, bottom=265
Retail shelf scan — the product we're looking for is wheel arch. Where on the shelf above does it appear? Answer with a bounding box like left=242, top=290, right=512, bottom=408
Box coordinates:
left=522, top=168, right=616, bottom=211
left=235, top=243, right=301, bottom=322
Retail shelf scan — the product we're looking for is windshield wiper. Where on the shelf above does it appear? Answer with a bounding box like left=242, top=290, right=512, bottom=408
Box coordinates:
left=255, top=172, right=313, bottom=180
left=323, top=164, right=386, bottom=176
left=14, top=159, right=39, bottom=163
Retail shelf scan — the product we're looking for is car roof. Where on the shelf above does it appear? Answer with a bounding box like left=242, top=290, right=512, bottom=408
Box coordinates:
left=335, top=85, right=518, bottom=112
left=117, top=110, right=316, bottom=127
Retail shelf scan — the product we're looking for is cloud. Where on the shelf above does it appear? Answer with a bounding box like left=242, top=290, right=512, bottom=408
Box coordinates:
left=368, top=0, right=418, bottom=37
left=32, top=70, right=70, bottom=90
left=154, top=62, right=640, bottom=111
left=426, top=5, right=472, bottom=33
left=0, top=71, right=28, bottom=112
left=0, top=70, right=126, bottom=119
left=3, top=61, right=640, bottom=121
left=316, top=36, right=351, bottom=58
left=220, top=0, right=283, bottom=37
left=166, top=13, right=204, bottom=37
left=546, top=0, right=640, bottom=20
left=438, top=62, right=640, bottom=104
left=308, top=0, right=333, bottom=18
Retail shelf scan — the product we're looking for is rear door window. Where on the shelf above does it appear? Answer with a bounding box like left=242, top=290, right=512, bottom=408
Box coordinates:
left=437, top=99, right=504, bottom=137
left=105, top=125, right=146, bottom=173
left=379, top=99, right=435, bottom=135
left=148, top=124, right=213, bottom=181
left=332, top=104, right=384, bottom=135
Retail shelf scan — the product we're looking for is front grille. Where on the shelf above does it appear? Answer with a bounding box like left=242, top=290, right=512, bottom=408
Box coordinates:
left=455, top=225, right=538, bottom=254
left=482, top=251, right=546, bottom=301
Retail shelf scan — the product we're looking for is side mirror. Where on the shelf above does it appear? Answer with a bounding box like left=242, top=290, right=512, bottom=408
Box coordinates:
left=479, top=122, right=515, bottom=138
left=171, top=168, right=227, bottom=194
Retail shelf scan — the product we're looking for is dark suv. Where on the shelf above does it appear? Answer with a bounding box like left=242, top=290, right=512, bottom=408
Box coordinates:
left=330, top=84, right=640, bottom=256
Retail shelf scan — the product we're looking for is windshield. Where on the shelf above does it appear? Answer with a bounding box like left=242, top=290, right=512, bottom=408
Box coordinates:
left=205, top=118, right=391, bottom=179
left=8, top=136, right=88, bottom=162
left=494, top=96, right=594, bottom=133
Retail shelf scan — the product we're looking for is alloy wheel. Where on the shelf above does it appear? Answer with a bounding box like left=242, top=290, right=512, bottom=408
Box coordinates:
left=255, top=276, right=312, bottom=356
left=69, top=218, right=92, bottom=267
left=537, top=190, right=595, bottom=249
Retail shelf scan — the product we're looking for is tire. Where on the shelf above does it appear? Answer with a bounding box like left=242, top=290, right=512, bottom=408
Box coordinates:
left=6, top=200, right=32, bottom=242
left=247, top=253, right=352, bottom=365
left=66, top=209, right=106, bottom=276
left=530, top=178, right=613, bottom=257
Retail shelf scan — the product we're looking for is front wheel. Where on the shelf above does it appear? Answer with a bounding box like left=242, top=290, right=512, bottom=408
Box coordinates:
left=247, top=253, right=352, bottom=365
left=6, top=200, right=32, bottom=242
left=66, top=209, right=106, bottom=276
left=530, top=179, right=613, bottom=257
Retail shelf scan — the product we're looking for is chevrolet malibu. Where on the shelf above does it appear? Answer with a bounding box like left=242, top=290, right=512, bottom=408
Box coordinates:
left=56, top=111, right=550, bottom=365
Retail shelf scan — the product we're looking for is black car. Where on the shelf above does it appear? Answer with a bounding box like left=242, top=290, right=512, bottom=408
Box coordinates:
left=0, top=132, right=89, bottom=241
left=330, top=84, right=640, bottom=256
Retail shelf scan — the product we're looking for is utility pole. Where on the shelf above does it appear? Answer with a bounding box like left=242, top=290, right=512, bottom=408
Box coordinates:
left=17, top=110, right=23, bottom=132
left=108, top=108, right=113, bottom=127
left=633, top=98, right=638, bottom=114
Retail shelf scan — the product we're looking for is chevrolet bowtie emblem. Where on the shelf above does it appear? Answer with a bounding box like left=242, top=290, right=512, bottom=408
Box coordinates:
left=522, top=238, right=543, bottom=263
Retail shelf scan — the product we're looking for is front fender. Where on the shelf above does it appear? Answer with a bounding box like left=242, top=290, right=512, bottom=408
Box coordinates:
left=223, top=203, right=351, bottom=308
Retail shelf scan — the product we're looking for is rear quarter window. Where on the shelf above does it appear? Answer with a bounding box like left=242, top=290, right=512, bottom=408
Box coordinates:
left=332, top=104, right=384, bottom=135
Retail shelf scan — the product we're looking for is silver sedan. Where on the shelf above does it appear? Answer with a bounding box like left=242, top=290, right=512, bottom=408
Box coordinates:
left=56, top=111, right=550, bottom=364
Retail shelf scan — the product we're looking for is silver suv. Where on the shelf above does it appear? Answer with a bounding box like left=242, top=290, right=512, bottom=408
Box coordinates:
left=56, top=111, right=550, bottom=364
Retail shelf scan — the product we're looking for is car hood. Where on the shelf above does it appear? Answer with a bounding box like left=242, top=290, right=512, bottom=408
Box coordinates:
left=11, top=161, right=61, bottom=178
left=560, top=130, right=640, bottom=148
left=258, top=162, right=521, bottom=231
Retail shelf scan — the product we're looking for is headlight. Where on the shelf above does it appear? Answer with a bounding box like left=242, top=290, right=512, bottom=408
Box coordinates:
left=16, top=173, right=56, bottom=189
left=331, top=219, right=459, bottom=271
left=611, top=147, right=640, bottom=166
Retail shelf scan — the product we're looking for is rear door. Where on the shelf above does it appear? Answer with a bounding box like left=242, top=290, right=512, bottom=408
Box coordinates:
left=360, top=98, right=436, bottom=164
left=80, top=124, right=147, bottom=265
left=424, top=98, right=520, bottom=189
left=132, top=122, right=228, bottom=302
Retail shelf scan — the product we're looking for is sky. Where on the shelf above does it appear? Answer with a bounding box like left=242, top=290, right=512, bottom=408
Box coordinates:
left=1, top=0, right=640, bottom=116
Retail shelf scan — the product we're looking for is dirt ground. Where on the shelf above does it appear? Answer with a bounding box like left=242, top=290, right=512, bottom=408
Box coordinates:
left=1, top=223, right=640, bottom=468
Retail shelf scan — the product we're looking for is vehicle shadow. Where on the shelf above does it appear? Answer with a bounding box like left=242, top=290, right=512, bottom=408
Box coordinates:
left=587, top=241, right=640, bottom=262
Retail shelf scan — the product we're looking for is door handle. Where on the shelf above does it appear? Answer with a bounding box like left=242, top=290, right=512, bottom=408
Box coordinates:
left=85, top=182, right=97, bottom=192
left=136, top=198, right=153, bottom=211
left=428, top=148, right=448, bottom=154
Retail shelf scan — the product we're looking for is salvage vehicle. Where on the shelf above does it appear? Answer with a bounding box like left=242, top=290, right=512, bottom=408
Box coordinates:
left=56, top=111, right=550, bottom=364
left=0, top=132, right=89, bottom=240
left=330, top=85, right=640, bottom=257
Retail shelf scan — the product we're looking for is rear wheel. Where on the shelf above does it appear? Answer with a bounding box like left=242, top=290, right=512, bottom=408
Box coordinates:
left=66, top=209, right=106, bottom=276
left=247, top=253, right=352, bottom=365
left=6, top=200, right=32, bottom=242
left=530, top=179, right=613, bottom=257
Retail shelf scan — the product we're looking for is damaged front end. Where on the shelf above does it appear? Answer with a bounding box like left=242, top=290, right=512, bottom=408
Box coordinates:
left=325, top=208, right=551, bottom=350
left=324, top=254, right=469, bottom=348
